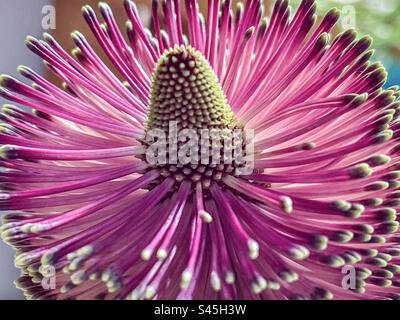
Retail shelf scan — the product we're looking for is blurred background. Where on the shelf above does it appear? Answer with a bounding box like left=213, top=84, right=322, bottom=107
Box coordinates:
left=0, top=0, right=399, bottom=299
left=291, top=0, right=400, bottom=86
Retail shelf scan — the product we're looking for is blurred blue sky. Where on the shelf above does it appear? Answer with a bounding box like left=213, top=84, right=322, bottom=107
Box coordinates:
left=387, top=65, right=400, bottom=87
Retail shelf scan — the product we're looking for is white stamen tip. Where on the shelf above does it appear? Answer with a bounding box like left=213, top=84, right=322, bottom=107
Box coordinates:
left=71, top=270, right=86, bottom=285
left=20, top=224, right=32, bottom=233
left=281, top=196, right=293, bottom=214
left=128, top=289, right=140, bottom=300
left=89, top=272, right=99, bottom=281
left=290, top=245, right=310, bottom=260
left=180, top=270, right=193, bottom=289
left=107, top=281, right=121, bottom=293
left=211, top=272, right=221, bottom=291
left=156, top=248, right=168, bottom=260
left=199, top=210, right=213, bottom=223
left=225, top=271, right=235, bottom=284
left=141, top=248, right=153, bottom=261
left=30, top=224, right=47, bottom=233
left=268, top=281, right=281, bottom=291
left=77, top=245, right=94, bottom=256
left=248, top=239, right=259, bottom=260
left=258, top=276, right=268, bottom=290
left=67, top=252, right=77, bottom=261
left=251, top=276, right=267, bottom=294
left=145, top=286, right=156, bottom=300
left=101, top=270, right=112, bottom=282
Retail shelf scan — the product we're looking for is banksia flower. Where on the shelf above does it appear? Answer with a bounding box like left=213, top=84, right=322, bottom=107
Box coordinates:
left=1, top=0, right=400, bottom=300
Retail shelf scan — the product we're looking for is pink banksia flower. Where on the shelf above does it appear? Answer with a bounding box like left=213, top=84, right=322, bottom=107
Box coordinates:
left=1, top=0, right=400, bottom=300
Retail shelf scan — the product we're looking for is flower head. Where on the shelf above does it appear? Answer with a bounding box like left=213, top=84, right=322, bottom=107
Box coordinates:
left=1, top=0, right=400, bottom=300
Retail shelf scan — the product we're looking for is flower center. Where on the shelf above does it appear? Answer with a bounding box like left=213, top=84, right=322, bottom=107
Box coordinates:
left=142, top=46, right=250, bottom=188
left=146, top=45, right=237, bottom=131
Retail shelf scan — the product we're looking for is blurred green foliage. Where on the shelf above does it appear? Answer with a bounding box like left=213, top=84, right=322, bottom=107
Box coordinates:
left=291, top=0, right=400, bottom=60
